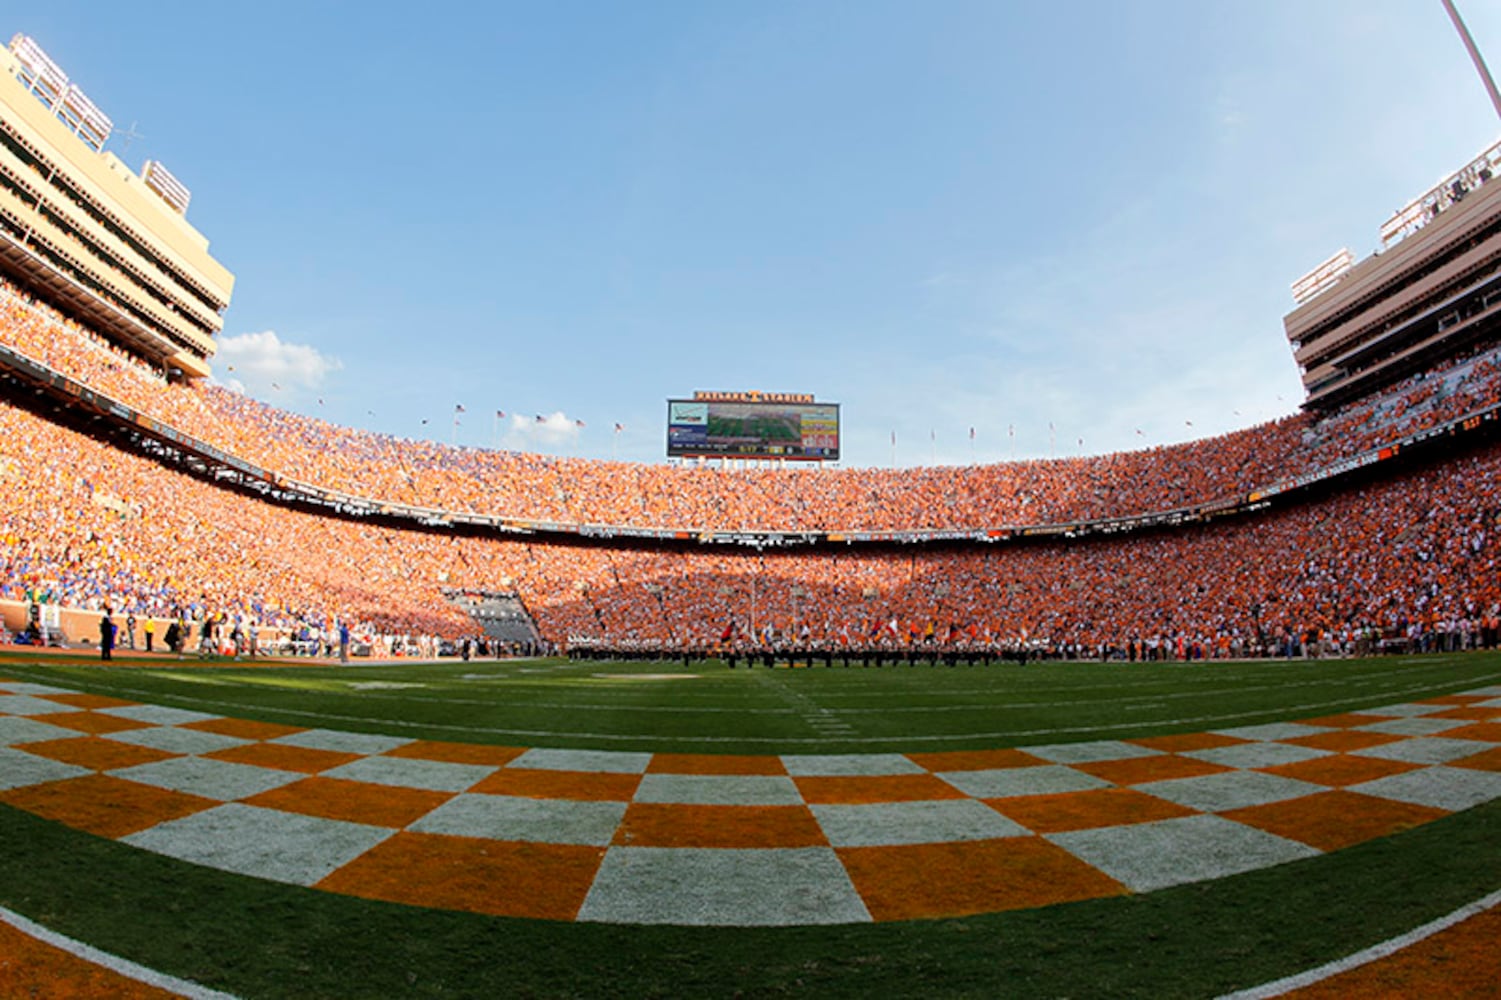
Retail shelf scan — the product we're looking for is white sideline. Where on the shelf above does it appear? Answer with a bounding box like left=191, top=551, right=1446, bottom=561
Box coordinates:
left=0, top=904, right=239, bottom=1000
left=1218, top=887, right=1501, bottom=999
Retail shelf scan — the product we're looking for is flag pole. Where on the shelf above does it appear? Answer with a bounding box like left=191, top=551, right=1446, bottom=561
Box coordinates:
left=1442, top=0, right=1501, bottom=121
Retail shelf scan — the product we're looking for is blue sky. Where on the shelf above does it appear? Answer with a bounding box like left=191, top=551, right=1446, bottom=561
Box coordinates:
left=13, top=1, right=1501, bottom=466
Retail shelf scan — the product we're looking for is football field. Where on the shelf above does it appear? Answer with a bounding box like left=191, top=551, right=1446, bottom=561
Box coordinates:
left=4, top=650, right=1500, bottom=752
left=2, top=649, right=1500, bottom=997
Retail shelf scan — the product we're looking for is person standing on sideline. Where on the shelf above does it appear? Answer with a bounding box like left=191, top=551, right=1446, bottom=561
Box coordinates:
left=99, top=607, right=116, bottom=661
left=124, top=612, right=136, bottom=650
left=339, top=620, right=350, bottom=663
left=143, top=616, right=155, bottom=652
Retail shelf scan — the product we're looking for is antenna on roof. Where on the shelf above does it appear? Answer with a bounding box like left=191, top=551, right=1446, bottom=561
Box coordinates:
left=117, top=120, right=144, bottom=154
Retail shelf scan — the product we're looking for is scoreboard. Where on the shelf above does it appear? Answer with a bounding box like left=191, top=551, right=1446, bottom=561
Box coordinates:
left=667, top=392, right=840, bottom=461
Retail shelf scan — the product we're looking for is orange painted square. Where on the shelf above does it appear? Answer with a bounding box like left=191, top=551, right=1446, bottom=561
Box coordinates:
left=19, top=736, right=178, bottom=771
left=180, top=717, right=305, bottom=740
left=316, top=831, right=602, bottom=920
left=1436, top=722, right=1501, bottom=744
left=469, top=768, right=641, bottom=801
left=1074, top=755, right=1231, bottom=786
left=1222, top=790, right=1448, bottom=852
left=41, top=693, right=137, bottom=710
left=1280, top=730, right=1407, bottom=753
left=1450, top=746, right=1501, bottom=772
left=839, top=837, right=1126, bottom=921
left=32, top=711, right=152, bottom=736
left=1125, top=732, right=1249, bottom=753
left=1298, top=713, right=1398, bottom=729
left=986, top=788, right=1198, bottom=833
left=647, top=753, right=786, bottom=775
left=242, top=776, right=450, bottom=828
left=614, top=803, right=826, bottom=848
left=382, top=741, right=527, bottom=767
left=203, top=742, right=361, bottom=774
left=0, top=774, right=217, bottom=839
left=1261, top=754, right=1420, bottom=788
left=905, top=748, right=1048, bottom=772
left=794, top=774, right=967, bottom=804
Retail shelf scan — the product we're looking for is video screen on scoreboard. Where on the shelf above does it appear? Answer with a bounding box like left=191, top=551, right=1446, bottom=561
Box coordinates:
left=667, top=399, right=840, bottom=460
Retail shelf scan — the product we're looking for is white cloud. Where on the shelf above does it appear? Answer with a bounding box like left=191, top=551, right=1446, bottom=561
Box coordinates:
left=502, top=410, right=584, bottom=449
left=213, top=330, right=342, bottom=399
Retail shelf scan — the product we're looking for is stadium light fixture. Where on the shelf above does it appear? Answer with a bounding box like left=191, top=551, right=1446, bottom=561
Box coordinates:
left=7, top=35, right=113, bottom=151
left=143, top=161, right=192, bottom=215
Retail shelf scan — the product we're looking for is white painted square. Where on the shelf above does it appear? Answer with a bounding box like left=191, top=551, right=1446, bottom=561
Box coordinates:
left=1135, top=771, right=1324, bottom=812
left=1018, top=741, right=1164, bottom=765
left=811, top=799, right=1029, bottom=847
left=320, top=756, right=496, bottom=793
left=1184, top=742, right=1331, bottom=770
left=1349, top=766, right=1501, bottom=812
left=633, top=773, right=802, bottom=805
left=109, top=756, right=302, bottom=801
left=411, top=793, right=626, bottom=846
left=269, top=728, right=413, bottom=755
left=1355, top=718, right=1470, bottom=737
left=123, top=803, right=392, bottom=886
left=103, top=727, right=251, bottom=756
left=1351, top=738, right=1497, bottom=766
left=0, top=716, right=84, bottom=746
left=578, top=847, right=870, bottom=925
left=0, top=747, right=90, bottom=790
left=0, top=695, right=78, bottom=717
left=937, top=765, right=1111, bottom=799
left=779, top=754, right=926, bottom=777
left=1048, top=814, right=1318, bottom=892
left=506, top=748, right=652, bottom=774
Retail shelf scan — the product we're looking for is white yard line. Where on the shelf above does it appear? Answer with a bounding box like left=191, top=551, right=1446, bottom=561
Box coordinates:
left=1218, top=887, right=1501, bottom=999
left=0, top=904, right=239, bottom=1000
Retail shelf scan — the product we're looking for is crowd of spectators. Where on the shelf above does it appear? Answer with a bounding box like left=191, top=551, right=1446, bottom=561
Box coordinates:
left=2, top=388, right=1498, bottom=658
left=8, top=274, right=1501, bottom=536
left=532, top=439, right=1501, bottom=660
left=1296, top=348, right=1501, bottom=467
left=4, top=274, right=1501, bottom=657
left=0, top=398, right=474, bottom=650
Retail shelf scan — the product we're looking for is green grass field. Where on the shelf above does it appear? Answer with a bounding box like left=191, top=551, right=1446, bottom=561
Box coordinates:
left=4, top=650, right=1500, bottom=754
left=3, top=649, right=1500, bottom=998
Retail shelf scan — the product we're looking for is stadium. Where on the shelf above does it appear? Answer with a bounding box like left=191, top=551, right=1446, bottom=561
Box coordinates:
left=3, top=10, right=1501, bottom=999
